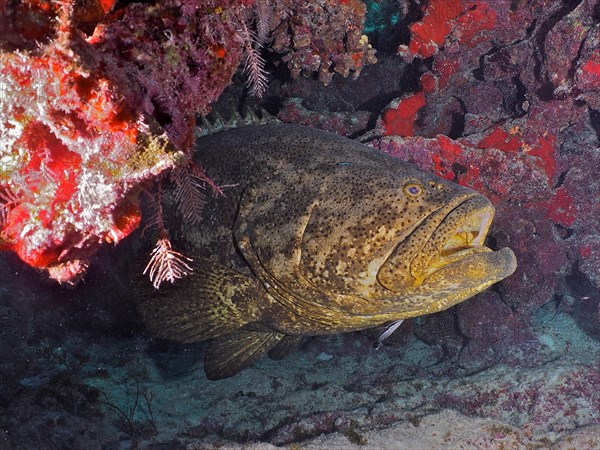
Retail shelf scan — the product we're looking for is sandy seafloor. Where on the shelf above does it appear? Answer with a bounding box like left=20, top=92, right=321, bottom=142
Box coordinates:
left=2, top=286, right=598, bottom=449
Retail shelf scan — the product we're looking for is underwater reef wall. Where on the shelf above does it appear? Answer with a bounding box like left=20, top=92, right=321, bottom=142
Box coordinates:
left=0, top=0, right=599, bottom=448
left=381, top=0, right=600, bottom=345
left=0, top=0, right=597, bottom=372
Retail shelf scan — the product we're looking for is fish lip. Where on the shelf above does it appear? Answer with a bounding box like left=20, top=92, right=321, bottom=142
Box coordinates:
left=411, top=195, right=497, bottom=282
left=440, top=202, right=495, bottom=256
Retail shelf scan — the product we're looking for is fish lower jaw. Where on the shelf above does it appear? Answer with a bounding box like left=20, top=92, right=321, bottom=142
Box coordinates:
left=413, top=245, right=493, bottom=285
left=418, top=204, right=495, bottom=280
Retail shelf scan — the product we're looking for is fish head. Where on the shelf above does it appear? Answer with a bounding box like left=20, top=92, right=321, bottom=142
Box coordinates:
left=376, top=185, right=517, bottom=314
left=377, top=185, right=496, bottom=290
left=299, top=159, right=516, bottom=315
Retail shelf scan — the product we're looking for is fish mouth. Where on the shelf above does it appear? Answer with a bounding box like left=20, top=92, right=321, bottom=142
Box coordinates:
left=377, top=192, right=517, bottom=317
left=377, top=193, right=516, bottom=294
left=425, top=205, right=494, bottom=276
left=412, top=195, right=512, bottom=285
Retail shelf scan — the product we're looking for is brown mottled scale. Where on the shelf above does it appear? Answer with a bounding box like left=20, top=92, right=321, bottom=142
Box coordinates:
left=135, top=123, right=517, bottom=380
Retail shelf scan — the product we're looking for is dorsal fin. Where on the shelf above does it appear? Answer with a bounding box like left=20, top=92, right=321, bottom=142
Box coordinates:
left=195, top=107, right=278, bottom=138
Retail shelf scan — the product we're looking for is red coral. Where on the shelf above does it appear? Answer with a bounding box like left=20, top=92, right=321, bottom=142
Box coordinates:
left=0, top=10, right=184, bottom=283
left=472, top=128, right=557, bottom=187
left=579, top=245, right=592, bottom=258
left=476, top=127, right=521, bottom=153
left=432, top=58, right=460, bottom=90
left=526, top=187, right=577, bottom=228
left=98, top=0, right=117, bottom=14
left=381, top=92, right=426, bottom=137
left=0, top=0, right=282, bottom=283
left=374, top=134, right=546, bottom=205
left=528, top=135, right=556, bottom=185
left=455, top=1, right=497, bottom=47
left=399, top=0, right=500, bottom=60
left=581, top=59, right=600, bottom=78
left=576, top=45, right=600, bottom=109
left=404, top=0, right=463, bottom=58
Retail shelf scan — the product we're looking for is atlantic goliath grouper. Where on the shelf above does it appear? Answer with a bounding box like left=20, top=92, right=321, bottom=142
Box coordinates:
left=134, top=121, right=517, bottom=380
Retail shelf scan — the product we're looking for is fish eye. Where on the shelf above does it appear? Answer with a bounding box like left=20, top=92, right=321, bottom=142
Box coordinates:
left=403, top=182, right=423, bottom=197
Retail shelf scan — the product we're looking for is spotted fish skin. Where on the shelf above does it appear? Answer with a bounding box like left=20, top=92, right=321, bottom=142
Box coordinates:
left=135, top=122, right=517, bottom=379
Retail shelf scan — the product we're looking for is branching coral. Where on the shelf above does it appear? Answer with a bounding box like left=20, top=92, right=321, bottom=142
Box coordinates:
left=90, top=0, right=249, bottom=150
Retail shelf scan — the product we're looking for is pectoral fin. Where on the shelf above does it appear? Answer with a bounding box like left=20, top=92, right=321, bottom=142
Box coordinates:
left=204, top=329, right=285, bottom=380
left=134, top=257, right=266, bottom=343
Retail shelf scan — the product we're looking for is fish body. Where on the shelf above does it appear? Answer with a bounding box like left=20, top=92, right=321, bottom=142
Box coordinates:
left=135, top=123, right=517, bottom=379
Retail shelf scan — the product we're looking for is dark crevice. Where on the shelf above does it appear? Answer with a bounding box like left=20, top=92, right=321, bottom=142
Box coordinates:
left=512, top=76, right=529, bottom=117
left=567, top=32, right=589, bottom=82
left=151, top=99, right=172, bottom=127
left=496, top=79, right=518, bottom=117
left=422, top=55, right=435, bottom=72
left=471, top=46, right=498, bottom=81
left=536, top=81, right=555, bottom=101
left=553, top=223, right=574, bottom=240
left=448, top=97, right=466, bottom=139
left=428, top=345, right=452, bottom=367
left=566, top=261, right=595, bottom=298
left=261, top=96, right=285, bottom=118
left=472, top=54, right=485, bottom=81
left=495, top=284, right=520, bottom=314
left=355, top=57, right=422, bottom=115
left=593, top=2, right=600, bottom=22
left=553, top=170, right=568, bottom=189
left=533, top=0, right=583, bottom=101
left=588, top=108, right=600, bottom=144
left=366, top=0, right=415, bottom=54
left=398, top=0, right=426, bottom=47
left=540, top=293, right=565, bottom=316
left=525, top=19, right=537, bottom=37
left=451, top=162, right=467, bottom=177
left=510, top=0, right=521, bottom=11
left=452, top=308, right=470, bottom=361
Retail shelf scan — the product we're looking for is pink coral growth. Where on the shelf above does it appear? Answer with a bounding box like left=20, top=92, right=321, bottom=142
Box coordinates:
left=268, top=0, right=377, bottom=85
left=144, top=237, right=193, bottom=290
left=90, top=0, right=249, bottom=150
left=0, top=0, right=378, bottom=285
left=374, top=134, right=547, bottom=204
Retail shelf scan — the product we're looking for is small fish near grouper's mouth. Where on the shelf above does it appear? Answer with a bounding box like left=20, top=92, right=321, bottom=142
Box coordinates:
left=133, top=122, right=517, bottom=380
